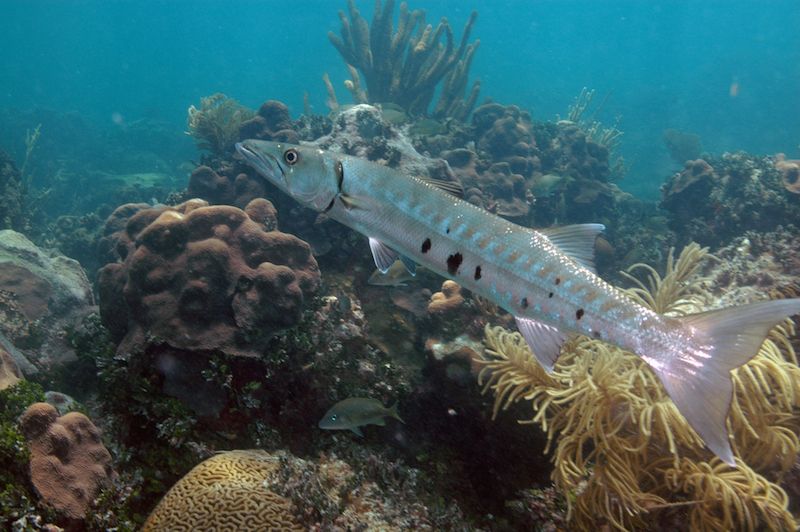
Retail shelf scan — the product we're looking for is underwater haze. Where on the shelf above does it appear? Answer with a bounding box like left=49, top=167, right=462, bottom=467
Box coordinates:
left=1, top=1, right=798, bottom=197
left=2, top=1, right=800, bottom=530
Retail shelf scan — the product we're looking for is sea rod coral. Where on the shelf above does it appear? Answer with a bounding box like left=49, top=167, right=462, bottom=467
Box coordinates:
left=478, top=243, right=800, bottom=530
left=328, top=0, right=480, bottom=119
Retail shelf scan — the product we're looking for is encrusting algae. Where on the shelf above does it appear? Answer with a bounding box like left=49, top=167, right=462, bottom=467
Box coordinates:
left=478, top=243, right=800, bottom=530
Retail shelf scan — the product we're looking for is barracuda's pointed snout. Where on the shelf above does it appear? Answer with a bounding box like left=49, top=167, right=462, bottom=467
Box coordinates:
left=235, top=140, right=288, bottom=190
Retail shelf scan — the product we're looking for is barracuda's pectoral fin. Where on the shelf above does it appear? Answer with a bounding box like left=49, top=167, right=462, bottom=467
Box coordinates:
left=339, top=193, right=365, bottom=211
left=540, top=223, right=605, bottom=273
left=515, top=316, right=567, bottom=372
left=369, top=238, right=398, bottom=273
left=369, top=238, right=417, bottom=275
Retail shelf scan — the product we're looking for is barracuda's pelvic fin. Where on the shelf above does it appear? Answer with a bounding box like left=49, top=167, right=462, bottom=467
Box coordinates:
left=540, top=223, right=605, bottom=272
left=515, top=316, right=567, bottom=372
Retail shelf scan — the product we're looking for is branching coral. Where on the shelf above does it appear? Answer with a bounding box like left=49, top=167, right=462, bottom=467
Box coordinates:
left=328, top=0, right=480, bottom=119
left=186, top=93, right=255, bottom=157
left=477, top=243, right=800, bottom=530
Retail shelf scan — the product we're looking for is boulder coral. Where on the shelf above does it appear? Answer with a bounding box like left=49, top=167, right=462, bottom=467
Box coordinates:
left=0, top=229, right=94, bottom=372
left=19, top=402, right=116, bottom=520
left=97, top=198, right=320, bottom=357
left=142, top=450, right=302, bottom=532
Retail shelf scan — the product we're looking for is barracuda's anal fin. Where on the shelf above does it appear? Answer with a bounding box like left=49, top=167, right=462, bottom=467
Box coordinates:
left=515, top=316, right=567, bottom=372
left=655, top=298, right=800, bottom=466
left=369, top=237, right=416, bottom=275
left=540, top=223, right=605, bottom=273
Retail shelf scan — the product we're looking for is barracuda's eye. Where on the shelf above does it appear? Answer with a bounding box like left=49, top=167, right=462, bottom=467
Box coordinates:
left=284, top=148, right=299, bottom=165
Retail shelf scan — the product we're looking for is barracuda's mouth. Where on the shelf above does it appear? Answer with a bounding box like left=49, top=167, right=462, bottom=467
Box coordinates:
left=235, top=141, right=288, bottom=189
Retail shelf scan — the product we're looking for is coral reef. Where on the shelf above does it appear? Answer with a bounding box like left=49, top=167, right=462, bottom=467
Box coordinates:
left=186, top=93, right=255, bottom=158
left=97, top=198, right=320, bottom=357
left=661, top=152, right=800, bottom=249
left=19, top=402, right=116, bottom=520
left=186, top=164, right=268, bottom=209
left=328, top=0, right=480, bottom=119
left=142, top=450, right=302, bottom=531
left=477, top=244, right=800, bottom=530
left=0, top=229, right=94, bottom=373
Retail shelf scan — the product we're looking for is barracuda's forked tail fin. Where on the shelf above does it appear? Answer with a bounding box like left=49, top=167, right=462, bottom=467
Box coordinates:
left=655, top=298, right=800, bottom=466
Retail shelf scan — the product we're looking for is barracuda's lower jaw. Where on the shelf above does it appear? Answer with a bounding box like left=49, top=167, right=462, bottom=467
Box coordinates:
left=235, top=142, right=287, bottom=189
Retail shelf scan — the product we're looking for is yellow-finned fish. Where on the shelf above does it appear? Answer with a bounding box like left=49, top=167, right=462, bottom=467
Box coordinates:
left=318, top=397, right=403, bottom=436
left=237, top=139, right=800, bottom=465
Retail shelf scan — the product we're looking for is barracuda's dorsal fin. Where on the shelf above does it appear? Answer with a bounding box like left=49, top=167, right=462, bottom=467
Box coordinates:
left=515, top=316, right=567, bottom=372
left=540, top=223, right=605, bottom=273
left=418, top=176, right=465, bottom=198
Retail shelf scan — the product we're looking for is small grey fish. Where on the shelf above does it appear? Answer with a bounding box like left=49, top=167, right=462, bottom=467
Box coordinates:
left=318, top=398, right=403, bottom=436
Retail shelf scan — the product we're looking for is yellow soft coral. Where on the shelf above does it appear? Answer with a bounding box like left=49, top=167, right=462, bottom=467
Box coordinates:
left=478, top=243, right=800, bottom=530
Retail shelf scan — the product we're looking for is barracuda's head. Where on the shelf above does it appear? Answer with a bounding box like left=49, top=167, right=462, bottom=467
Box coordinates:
left=236, top=140, right=340, bottom=212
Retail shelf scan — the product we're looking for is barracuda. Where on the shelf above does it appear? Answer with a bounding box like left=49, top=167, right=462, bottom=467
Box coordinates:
left=237, top=139, right=800, bottom=465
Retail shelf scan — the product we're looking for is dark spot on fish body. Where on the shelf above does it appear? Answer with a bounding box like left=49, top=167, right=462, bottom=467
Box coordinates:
left=592, top=330, right=602, bottom=339
left=555, top=277, right=561, bottom=285
left=421, top=238, right=432, bottom=253
left=474, top=265, right=482, bottom=280
left=446, top=252, right=463, bottom=275
left=521, top=297, right=529, bottom=309
left=548, top=292, right=553, bottom=298
left=446, top=226, right=451, bottom=234
left=576, top=308, right=584, bottom=320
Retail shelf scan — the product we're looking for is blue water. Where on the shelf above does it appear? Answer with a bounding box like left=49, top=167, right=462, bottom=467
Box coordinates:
left=1, top=0, right=798, bottom=198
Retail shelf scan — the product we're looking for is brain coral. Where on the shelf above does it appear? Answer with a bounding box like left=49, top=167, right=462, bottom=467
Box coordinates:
left=19, top=402, right=116, bottom=519
left=97, top=198, right=320, bottom=357
left=142, top=450, right=302, bottom=532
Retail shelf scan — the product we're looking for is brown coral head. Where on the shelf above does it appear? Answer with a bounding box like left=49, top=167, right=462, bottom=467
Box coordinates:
left=428, top=280, right=465, bottom=314
left=774, top=153, right=800, bottom=194
left=19, top=402, right=59, bottom=440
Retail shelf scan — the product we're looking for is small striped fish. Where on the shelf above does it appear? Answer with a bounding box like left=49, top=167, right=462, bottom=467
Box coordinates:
left=237, top=140, right=800, bottom=465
